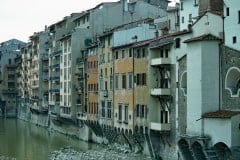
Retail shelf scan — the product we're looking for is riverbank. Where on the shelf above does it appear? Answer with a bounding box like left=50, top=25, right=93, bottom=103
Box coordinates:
left=49, top=145, right=152, bottom=160
left=0, top=118, right=153, bottom=160
left=0, top=155, right=16, bottom=160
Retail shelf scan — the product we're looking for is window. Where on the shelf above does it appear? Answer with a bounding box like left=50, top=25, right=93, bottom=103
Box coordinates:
left=108, top=36, right=111, bottom=46
left=189, top=14, right=192, bottom=23
left=118, top=104, right=122, bottom=121
left=142, top=73, right=146, bottom=85
left=129, top=48, right=132, bottom=57
left=115, top=51, right=118, bottom=60
left=180, top=2, right=183, bottom=10
left=107, top=101, right=112, bottom=118
left=101, top=101, right=105, bottom=117
left=136, top=73, right=146, bottom=86
left=122, top=49, right=125, bottom=59
left=165, top=49, right=169, bottom=58
left=100, top=79, right=103, bottom=90
left=226, top=7, right=229, bottom=16
left=160, top=50, right=164, bottom=58
left=194, top=0, right=198, bottom=6
left=105, top=68, right=107, bottom=76
left=108, top=52, right=110, bottom=62
left=142, top=48, right=146, bottom=58
left=238, top=11, right=240, bottom=23
left=136, top=104, right=140, bottom=117
left=122, top=74, right=126, bottom=89
left=115, top=74, right=119, bottom=89
left=141, top=105, right=145, bottom=118
left=124, top=105, right=128, bottom=122
left=110, top=77, right=113, bottom=90
left=233, top=36, right=237, bottom=44
left=128, top=73, right=133, bottom=89
left=175, top=38, right=181, bottom=48
left=160, top=110, right=169, bottom=123
left=105, top=81, right=108, bottom=90
left=136, top=74, right=141, bottom=85
left=136, top=49, right=140, bottom=58
left=182, top=17, right=184, bottom=24
left=136, top=104, right=147, bottom=118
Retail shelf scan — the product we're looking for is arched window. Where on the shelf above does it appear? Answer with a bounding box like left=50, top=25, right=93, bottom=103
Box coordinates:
left=225, top=67, right=240, bottom=97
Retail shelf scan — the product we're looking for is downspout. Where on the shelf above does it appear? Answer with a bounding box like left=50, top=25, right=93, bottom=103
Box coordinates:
left=112, top=47, right=115, bottom=127
left=132, top=46, right=135, bottom=134
left=219, top=15, right=225, bottom=111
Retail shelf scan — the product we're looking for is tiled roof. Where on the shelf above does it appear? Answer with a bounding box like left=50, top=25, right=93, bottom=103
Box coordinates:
left=183, top=34, right=221, bottom=43
left=202, top=110, right=240, bottom=118
left=133, top=29, right=191, bottom=47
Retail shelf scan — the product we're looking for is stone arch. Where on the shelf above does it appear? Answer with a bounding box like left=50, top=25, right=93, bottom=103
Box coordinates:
left=225, top=67, right=240, bottom=97
left=125, top=129, right=129, bottom=135
left=178, top=139, right=194, bottom=160
left=180, top=71, right=187, bottom=96
left=129, top=129, right=133, bottom=135
left=214, top=142, right=232, bottom=160
left=191, top=141, right=206, bottom=160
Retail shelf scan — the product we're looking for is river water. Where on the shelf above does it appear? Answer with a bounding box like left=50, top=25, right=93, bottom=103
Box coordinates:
left=0, top=119, right=151, bottom=160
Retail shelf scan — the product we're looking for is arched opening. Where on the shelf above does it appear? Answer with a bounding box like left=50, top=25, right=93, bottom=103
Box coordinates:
left=129, top=129, right=133, bottom=135
left=178, top=139, right=194, bottom=160
left=125, top=129, right=128, bottom=135
left=134, top=125, right=139, bottom=133
left=180, top=71, right=187, bottom=96
left=214, top=142, right=232, bottom=160
left=225, top=67, right=240, bottom=97
left=140, top=126, right=144, bottom=134
left=191, top=141, right=206, bottom=160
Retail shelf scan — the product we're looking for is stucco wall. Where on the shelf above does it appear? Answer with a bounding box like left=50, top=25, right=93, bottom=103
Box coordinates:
left=178, top=55, right=187, bottom=135
left=204, top=118, right=231, bottom=147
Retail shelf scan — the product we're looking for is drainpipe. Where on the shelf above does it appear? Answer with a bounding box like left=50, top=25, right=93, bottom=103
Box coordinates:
left=219, top=15, right=225, bottom=111
left=132, top=47, right=135, bottom=134
left=112, top=49, right=115, bottom=128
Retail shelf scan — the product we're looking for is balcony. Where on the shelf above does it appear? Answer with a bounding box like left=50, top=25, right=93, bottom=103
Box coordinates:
left=42, top=66, right=49, bottom=72
left=51, top=50, right=62, bottom=57
left=151, top=57, right=170, bottom=66
left=42, top=75, right=49, bottom=81
left=42, top=54, right=49, bottom=61
left=151, top=88, right=170, bottom=96
left=50, top=85, right=60, bottom=93
left=60, top=112, right=71, bottom=119
left=50, top=63, right=60, bottom=69
left=50, top=76, right=60, bottom=81
left=77, top=112, right=87, bottom=120
left=150, top=122, right=171, bottom=131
